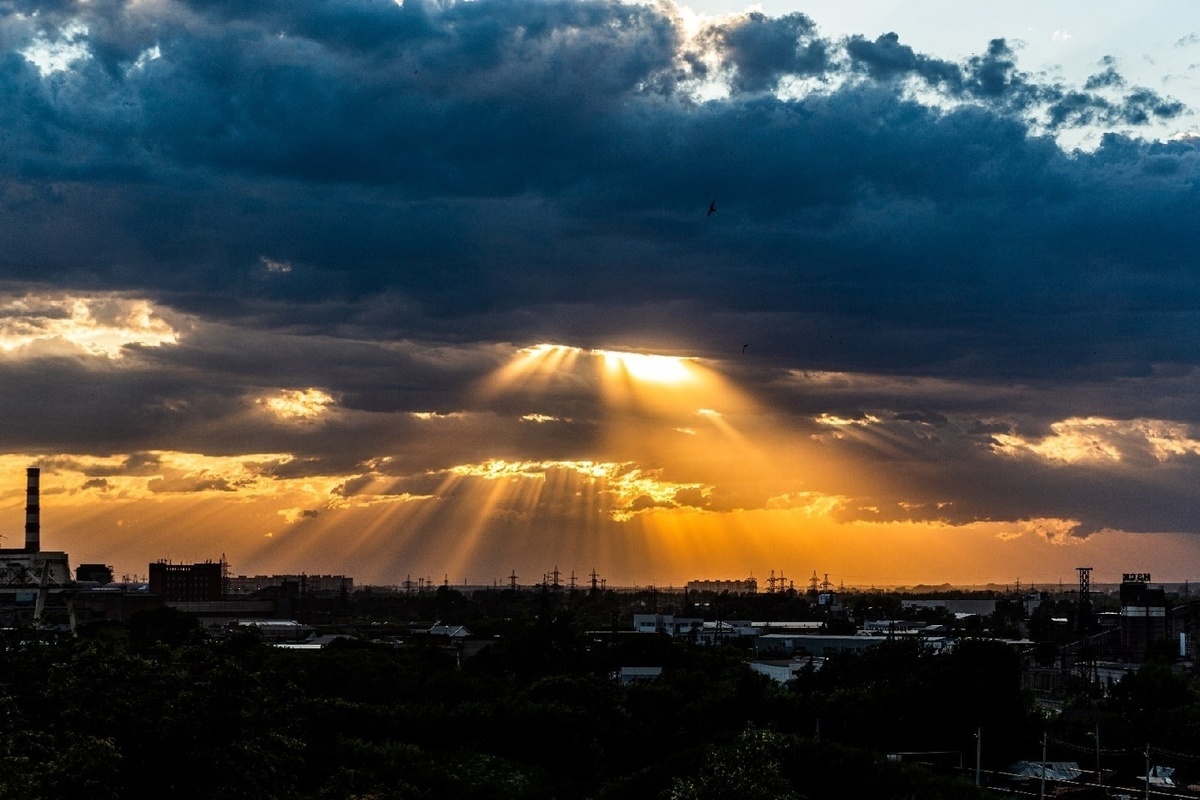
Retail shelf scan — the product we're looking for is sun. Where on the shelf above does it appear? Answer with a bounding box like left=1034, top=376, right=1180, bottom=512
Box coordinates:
left=597, top=349, right=696, bottom=385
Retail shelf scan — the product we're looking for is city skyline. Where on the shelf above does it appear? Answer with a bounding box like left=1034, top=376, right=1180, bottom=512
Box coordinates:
left=3, top=1, right=1200, bottom=586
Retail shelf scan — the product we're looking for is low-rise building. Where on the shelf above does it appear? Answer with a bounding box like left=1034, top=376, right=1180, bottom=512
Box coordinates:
left=228, top=573, right=353, bottom=595
left=1120, top=577, right=1167, bottom=661
left=149, top=560, right=224, bottom=601
left=232, top=619, right=314, bottom=643
left=633, top=613, right=703, bottom=636
left=686, top=577, right=758, bottom=594
left=617, top=666, right=663, bottom=684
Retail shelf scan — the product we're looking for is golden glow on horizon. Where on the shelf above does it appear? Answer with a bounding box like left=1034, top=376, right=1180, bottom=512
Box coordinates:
left=18, top=341, right=1200, bottom=587
left=4, top=452, right=1200, bottom=588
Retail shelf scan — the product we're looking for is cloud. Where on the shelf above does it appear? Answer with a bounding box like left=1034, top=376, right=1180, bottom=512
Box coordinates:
left=894, top=411, right=950, bottom=427
left=147, top=474, right=236, bottom=493
left=258, top=388, right=336, bottom=423
left=1084, top=64, right=1125, bottom=90
left=845, top=31, right=960, bottom=86
left=698, top=11, right=830, bottom=92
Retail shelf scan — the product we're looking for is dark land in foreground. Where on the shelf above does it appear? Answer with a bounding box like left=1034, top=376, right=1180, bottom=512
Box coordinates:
left=3, top=584, right=1199, bottom=799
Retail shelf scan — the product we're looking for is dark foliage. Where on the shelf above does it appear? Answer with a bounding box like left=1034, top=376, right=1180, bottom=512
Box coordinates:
left=0, top=609, right=1051, bottom=800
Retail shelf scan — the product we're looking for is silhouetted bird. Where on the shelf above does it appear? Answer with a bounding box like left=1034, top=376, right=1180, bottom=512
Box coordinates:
left=743, top=343, right=749, bottom=353
left=707, top=200, right=717, bottom=216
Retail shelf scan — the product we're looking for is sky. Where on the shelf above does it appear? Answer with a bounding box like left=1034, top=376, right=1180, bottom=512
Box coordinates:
left=3, top=0, right=1200, bottom=588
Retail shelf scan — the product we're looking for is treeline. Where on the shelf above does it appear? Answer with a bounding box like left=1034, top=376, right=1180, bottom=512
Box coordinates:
left=0, top=608, right=994, bottom=799
left=3, top=605, right=1195, bottom=798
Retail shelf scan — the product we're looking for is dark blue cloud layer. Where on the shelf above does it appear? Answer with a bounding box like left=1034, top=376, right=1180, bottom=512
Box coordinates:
left=0, top=1, right=1193, bottom=372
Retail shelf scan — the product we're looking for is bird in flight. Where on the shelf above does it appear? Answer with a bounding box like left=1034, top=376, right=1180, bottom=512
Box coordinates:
left=707, top=200, right=717, bottom=216
left=742, top=343, right=749, bottom=353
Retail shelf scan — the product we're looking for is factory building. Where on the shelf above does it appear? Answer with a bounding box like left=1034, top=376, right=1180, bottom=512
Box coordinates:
left=227, top=573, right=353, bottom=595
left=75, top=563, right=114, bottom=584
left=1119, top=575, right=1167, bottom=661
left=148, top=560, right=226, bottom=602
left=0, top=468, right=74, bottom=625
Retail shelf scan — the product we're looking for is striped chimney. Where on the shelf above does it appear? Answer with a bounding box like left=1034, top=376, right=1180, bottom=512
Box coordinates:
left=24, top=467, right=39, bottom=553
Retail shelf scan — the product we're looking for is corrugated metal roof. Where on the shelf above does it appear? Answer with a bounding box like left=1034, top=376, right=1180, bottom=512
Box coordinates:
left=1009, top=761, right=1082, bottom=782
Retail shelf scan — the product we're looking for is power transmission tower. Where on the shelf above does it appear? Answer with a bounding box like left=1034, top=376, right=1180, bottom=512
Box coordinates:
left=1076, top=566, right=1097, bottom=684
left=1077, top=566, right=1093, bottom=635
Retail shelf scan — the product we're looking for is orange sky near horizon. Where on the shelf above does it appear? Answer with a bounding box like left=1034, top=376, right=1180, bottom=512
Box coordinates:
left=0, top=342, right=1197, bottom=588
left=9, top=470, right=1200, bottom=588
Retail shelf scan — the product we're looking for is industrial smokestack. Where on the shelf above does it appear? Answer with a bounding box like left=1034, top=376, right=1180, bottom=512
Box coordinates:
left=24, top=467, right=39, bottom=553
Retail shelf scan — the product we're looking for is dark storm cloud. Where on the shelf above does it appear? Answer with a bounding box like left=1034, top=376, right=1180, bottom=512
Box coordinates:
left=844, top=32, right=960, bottom=86
left=1, top=0, right=1200, bottom=539
left=893, top=411, right=949, bottom=427
left=698, top=11, right=829, bottom=92
left=842, top=35, right=1183, bottom=130
left=0, top=1, right=1191, bottom=343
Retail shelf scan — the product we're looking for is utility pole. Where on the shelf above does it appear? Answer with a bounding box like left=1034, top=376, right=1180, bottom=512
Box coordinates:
left=1040, top=732, right=1047, bottom=800
left=1144, top=744, right=1151, bottom=800
left=1095, top=723, right=1102, bottom=790
left=975, top=727, right=981, bottom=787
